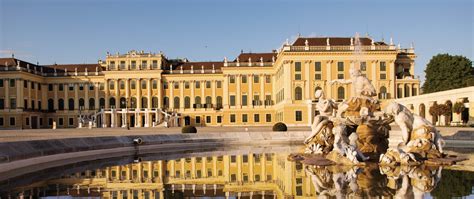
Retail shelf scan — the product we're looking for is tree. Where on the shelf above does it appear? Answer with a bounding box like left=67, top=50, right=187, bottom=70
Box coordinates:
left=452, top=102, right=465, bottom=114
left=422, top=54, right=473, bottom=94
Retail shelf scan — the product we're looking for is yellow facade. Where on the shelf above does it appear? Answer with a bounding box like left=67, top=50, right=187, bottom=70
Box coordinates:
left=0, top=37, right=420, bottom=129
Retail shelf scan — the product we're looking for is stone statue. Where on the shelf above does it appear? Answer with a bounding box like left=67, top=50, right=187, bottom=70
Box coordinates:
left=385, top=101, right=414, bottom=145
left=305, top=90, right=337, bottom=150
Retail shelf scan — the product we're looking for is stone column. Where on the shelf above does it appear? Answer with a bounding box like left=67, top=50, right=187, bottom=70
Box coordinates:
left=54, top=84, right=58, bottom=109
left=260, top=74, right=265, bottom=106
left=74, top=83, right=79, bottom=110
left=249, top=74, right=253, bottom=107
left=95, top=82, right=99, bottom=110
left=236, top=75, right=241, bottom=107
left=169, top=81, right=174, bottom=109
left=180, top=80, right=184, bottom=110
left=136, top=78, right=142, bottom=127
left=16, top=79, right=23, bottom=109
left=84, top=83, right=89, bottom=110
left=223, top=75, right=229, bottom=108
left=115, top=79, right=120, bottom=108
left=4, top=79, right=9, bottom=109
left=201, top=80, right=205, bottom=107
left=211, top=80, right=216, bottom=105
left=191, top=80, right=195, bottom=109
left=157, top=79, right=162, bottom=109
left=125, top=79, right=130, bottom=107
left=147, top=78, right=152, bottom=109
left=105, top=79, right=110, bottom=109
left=28, top=80, right=32, bottom=109
left=325, top=60, right=333, bottom=98
left=389, top=61, right=396, bottom=97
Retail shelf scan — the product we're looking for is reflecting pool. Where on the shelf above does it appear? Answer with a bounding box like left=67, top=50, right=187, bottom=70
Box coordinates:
left=0, top=145, right=473, bottom=198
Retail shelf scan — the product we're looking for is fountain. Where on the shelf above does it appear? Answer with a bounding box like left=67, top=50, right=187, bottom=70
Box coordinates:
left=291, top=33, right=466, bottom=166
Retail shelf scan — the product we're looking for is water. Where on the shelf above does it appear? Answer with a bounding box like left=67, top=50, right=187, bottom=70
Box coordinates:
left=0, top=145, right=473, bottom=198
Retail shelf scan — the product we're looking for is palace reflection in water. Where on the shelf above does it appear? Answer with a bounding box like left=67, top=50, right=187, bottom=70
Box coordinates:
left=1, top=152, right=471, bottom=198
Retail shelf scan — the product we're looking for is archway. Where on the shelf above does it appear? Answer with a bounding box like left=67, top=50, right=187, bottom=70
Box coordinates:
left=419, top=103, right=426, bottom=118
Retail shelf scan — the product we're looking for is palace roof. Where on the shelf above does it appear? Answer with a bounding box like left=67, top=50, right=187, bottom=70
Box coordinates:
left=292, top=37, right=387, bottom=46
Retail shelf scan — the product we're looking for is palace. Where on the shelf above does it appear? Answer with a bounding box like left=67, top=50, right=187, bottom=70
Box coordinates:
left=0, top=36, right=420, bottom=129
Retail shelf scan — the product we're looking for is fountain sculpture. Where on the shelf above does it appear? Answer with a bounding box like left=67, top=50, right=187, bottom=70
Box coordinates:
left=291, top=33, right=464, bottom=166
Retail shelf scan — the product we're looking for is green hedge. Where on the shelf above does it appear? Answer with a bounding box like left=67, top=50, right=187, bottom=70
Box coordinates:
left=272, top=122, right=287, bottom=132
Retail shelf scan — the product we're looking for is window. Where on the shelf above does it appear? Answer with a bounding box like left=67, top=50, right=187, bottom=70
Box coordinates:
left=379, top=86, right=388, bottom=99
left=120, top=81, right=125, bottom=89
left=315, top=73, right=322, bottom=80
left=173, top=97, right=180, bottom=108
left=24, top=80, right=27, bottom=88
left=337, top=62, right=344, bottom=71
left=10, top=117, right=15, bottom=126
left=68, top=84, right=74, bottom=91
left=152, top=60, right=158, bottom=69
left=242, top=95, right=247, bottom=106
left=38, top=83, right=41, bottom=90
left=0, top=99, right=3, bottom=109
left=173, top=82, right=179, bottom=89
left=216, top=96, right=223, bottom=108
left=58, top=84, right=64, bottom=91
left=10, top=98, right=16, bottom=109
left=242, top=114, right=248, bottom=123
left=295, top=87, right=302, bottom=100
left=184, top=97, right=191, bottom=108
left=163, top=82, right=168, bottom=89
left=229, top=75, right=235, bottom=83
left=89, top=98, right=95, bottom=110
left=131, top=80, right=136, bottom=89
left=26, top=117, right=29, bottom=126
left=0, top=80, right=3, bottom=87
left=205, top=96, right=212, bottom=106
left=152, top=80, right=157, bottom=89
left=360, top=62, right=367, bottom=71
left=254, top=114, right=260, bottom=122
left=141, top=80, right=147, bottom=89
left=109, top=61, right=115, bottom=70
left=58, top=118, right=64, bottom=126
left=58, top=99, right=64, bottom=110
left=195, top=81, right=200, bottom=88
left=185, top=82, right=190, bottom=89
left=152, top=97, right=159, bottom=108
left=315, top=62, right=321, bottom=71
left=242, top=76, right=247, bottom=83
left=217, top=116, right=222, bottom=123
left=295, top=62, right=301, bottom=71
left=68, top=98, right=74, bottom=110
left=89, top=84, right=94, bottom=90
left=206, top=116, right=211, bottom=123
left=195, top=116, right=201, bottom=124
left=337, top=87, right=345, bottom=100
left=265, top=75, right=271, bottom=83
left=8, top=79, right=15, bottom=87
left=141, top=60, right=147, bottom=69
left=99, top=83, right=104, bottom=90
left=230, top=114, right=236, bottom=123
left=254, top=75, right=259, bottom=83
left=195, top=96, right=201, bottom=107
left=338, top=73, right=344, bottom=79
left=163, top=97, right=169, bottom=108
left=0, top=117, right=3, bottom=126
left=109, top=81, right=114, bottom=90
left=216, top=81, right=222, bottom=88
left=380, top=73, right=386, bottom=80
left=206, top=81, right=211, bottom=88
left=380, top=61, right=386, bottom=71
left=266, top=114, right=271, bottom=122
left=295, top=111, right=302, bottom=121
left=69, top=117, right=74, bottom=126
left=131, top=61, right=136, bottom=69
left=230, top=95, right=236, bottom=106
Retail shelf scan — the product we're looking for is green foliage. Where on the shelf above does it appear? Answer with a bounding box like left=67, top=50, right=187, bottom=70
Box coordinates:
left=181, top=125, right=197, bottom=133
left=272, top=122, right=287, bottom=131
left=431, top=169, right=474, bottom=198
left=429, top=103, right=451, bottom=117
left=452, top=102, right=465, bottom=114
left=422, top=54, right=473, bottom=94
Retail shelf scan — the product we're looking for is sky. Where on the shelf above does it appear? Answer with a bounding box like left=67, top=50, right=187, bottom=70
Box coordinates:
left=0, top=0, right=473, bottom=82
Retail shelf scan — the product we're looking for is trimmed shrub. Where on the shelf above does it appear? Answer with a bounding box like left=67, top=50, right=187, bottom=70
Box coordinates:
left=272, top=122, right=287, bottom=132
left=182, top=125, right=197, bottom=133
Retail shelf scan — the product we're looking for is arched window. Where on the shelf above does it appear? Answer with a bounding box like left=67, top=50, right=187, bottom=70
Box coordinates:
left=205, top=96, right=212, bottom=105
left=141, top=97, right=148, bottom=108
left=131, top=80, right=136, bottom=90
left=404, top=84, right=410, bottom=97
left=79, top=98, right=85, bottom=109
left=48, top=99, right=54, bottom=111
left=152, top=80, right=158, bottom=89
left=58, top=99, right=64, bottom=110
left=295, top=87, right=302, bottom=100
left=99, top=98, right=105, bottom=109
left=89, top=98, right=95, bottom=110
left=216, top=96, right=223, bottom=108
left=131, top=97, right=137, bottom=108
left=152, top=97, right=159, bottom=108
left=379, top=86, right=387, bottom=99
left=337, top=87, right=345, bottom=100
left=419, top=104, right=425, bottom=118
left=68, top=98, right=75, bottom=110
left=109, top=97, right=116, bottom=108
left=120, top=97, right=126, bottom=108
left=163, top=97, right=169, bottom=109
left=184, top=97, right=191, bottom=108
left=174, top=97, right=180, bottom=108
left=109, top=81, right=115, bottom=90
left=195, top=96, right=201, bottom=105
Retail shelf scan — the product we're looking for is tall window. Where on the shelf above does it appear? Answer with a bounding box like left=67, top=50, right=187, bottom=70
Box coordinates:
left=68, top=98, right=74, bottom=110
left=141, top=97, right=148, bottom=108
left=152, top=97, right=159, bottom=108
left=242, top=95, right=248, bottom=106
left=205, top=96, right=212, bottom=106
left=89, top=98, right=95, bottom=110
left=120, top=81, right=125, bottom=90
left=120, top=61, right=126, bottom=70
left=337, top=62, right=344, bottom=79
left=195, top=81, right=200, bottom=88
left=99, top=98, right=105, bottom=109
left=294, top=87, right=302, bottom=100
left=184, top=97, right=191, bottom=108
left=109, top=97, right=115, bottom=108
left=195, top=96, right=201, bottom=107
left=79, top=98, right=85, bottom=109
left=360, top=62, right=367, bottom=72
left=141, top=80, right=147, bottom=89
left=254, top=75, right=259, bottom=83
left=337, top=87, right=345, bottom=100
left=216, top=81, right=222, bottom=88
left=206, top=81, right=211, bottom=88
left=295, top=62, right=302, bottom=80
left=163, top=97, right=169, bottom=109
left=230, top=95, right=236, bottom=106
left=131, top=80, right=136, bottom=89
left=131, top=61, right=136, bottom=69
left=265, top=75, right=271, bottom=83
left=152, top=80, right=157, bottom=89
left=379, top=86, right=388, bottom=99
left=131, top=97, right=137, bottom=108
left=174, top=97, right=180, bottom=108
left=216, top=96, right=223, bottom=108
left=315, top=62, right=322, bottom=80
left=380, top=61, right=386, bottom=71
left=174, top=82, right=179, bottom=89
left=242, top=76, right=247, bottom=83
left=229, top=75, right=235, bottom=83
left=109, top=81, right=114, bottom=90
left=295, top=111, right=303, bottom=121
left=48, top=99, right=54, bottom=111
